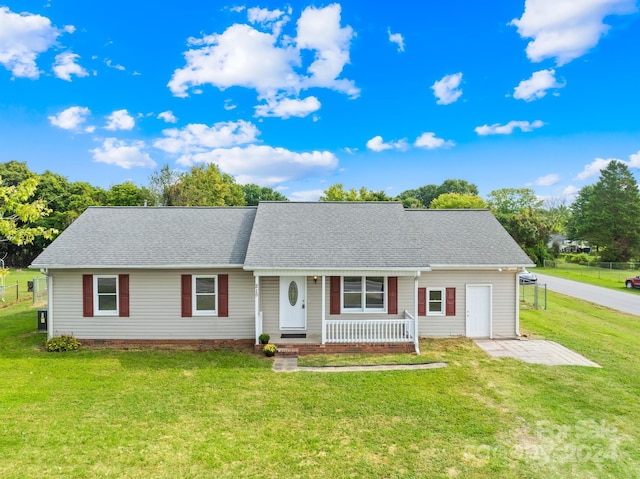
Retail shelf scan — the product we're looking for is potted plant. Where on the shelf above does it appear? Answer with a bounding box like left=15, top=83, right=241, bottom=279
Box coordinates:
left=259, top=333, right=270, bottom=344
left=262, top=344, right=277, bottom=357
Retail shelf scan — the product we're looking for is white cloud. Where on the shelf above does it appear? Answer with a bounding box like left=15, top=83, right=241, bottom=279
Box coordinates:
left=533, top=173, right=560, bottom=186
left=168, top=4, right=358, bottom=119
left=154, top=120, right=260, bottom=161
left=510, top=0, right=637, bottom=65
left=157, top=110, right=177, bottom=123
left=387, top=28, right=405, bottom=52
left=414, top=132, right=454, bottom=149
left=182, top=145, right=338, bottom=185
left=90, top=138, right=156, bottom=169
left=474, top=120, right=544, bottom=136
left=513, top=69, right=565, bottom=101
left=431, top=73, right=463, bottom=105
left=0, top=6, right=65, bottom=79
left=105, top=109, right=135, bottom=131
left=48, top=106, right=93, bottom=132
left=576, top=151, right=640, bottom=180
left=254, top=95, right=321, bottom=118
left=366, top=135, right=409, bottom=152
left=53, top=51, right=88, bottom=81
left=562, top=185, right=579, bottom=197
left=105, top=59, right=125, bottom=71
left=247, top=6, right=290, bottom=36
left=223, top=99, right=237, bottom=110
left=289, top=189, right=324, bottom=201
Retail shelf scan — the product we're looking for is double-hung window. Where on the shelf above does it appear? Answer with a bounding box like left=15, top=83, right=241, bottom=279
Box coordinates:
left=193, top=275, right=217, bottom=315
left=427, top=288, right=445, bottom=316
left=94, top=275, right=119, bottom=316
left=342, top=276, right=385, bottom=312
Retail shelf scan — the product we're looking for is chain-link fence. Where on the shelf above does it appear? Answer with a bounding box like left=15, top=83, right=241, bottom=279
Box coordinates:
left=544, top=260, right=640, bottom=282
left=33, top=277, right=47, bottom=306
left=520, top=282, right=547, bottom=310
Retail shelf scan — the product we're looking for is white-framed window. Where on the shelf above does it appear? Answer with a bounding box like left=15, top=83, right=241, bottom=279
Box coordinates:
left=427, top=288, right=445, bottom=316
left=193, top=275, right=217, bottom=316
left=342, top=276, right=386, bottom=312
left=94, top=275, right=118, bottom=316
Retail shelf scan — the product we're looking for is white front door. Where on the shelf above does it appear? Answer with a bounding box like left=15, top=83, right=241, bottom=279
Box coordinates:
left=466, top=284, right=492, bottom=338
left=280, top=276, right=306, bottom=329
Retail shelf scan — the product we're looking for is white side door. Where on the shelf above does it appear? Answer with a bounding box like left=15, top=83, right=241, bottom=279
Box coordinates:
left=466, top=284, right=492, bottom=338
left=279, top=276, right=306, bottom=329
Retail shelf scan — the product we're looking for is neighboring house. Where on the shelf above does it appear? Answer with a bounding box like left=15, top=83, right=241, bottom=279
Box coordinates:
left=30, top=202, right=534, bottom=353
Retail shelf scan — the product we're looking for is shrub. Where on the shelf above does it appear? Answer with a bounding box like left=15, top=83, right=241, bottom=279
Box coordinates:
left=563, top=253, right=593, bottom=265
left=262, top=344, right=277, bottom=357
left=258, top=333, right=270, bottom=344
left=45, top=335, right=81, bottom=352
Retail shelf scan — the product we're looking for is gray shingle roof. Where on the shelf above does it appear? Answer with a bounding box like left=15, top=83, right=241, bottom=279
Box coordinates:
left=244, top=202, right=428, bottom=270
left=31, top=207, right=256, bottom=268
left=31, top=204, right=533, bottom=270
left=407, top=209, right=534, bottom=266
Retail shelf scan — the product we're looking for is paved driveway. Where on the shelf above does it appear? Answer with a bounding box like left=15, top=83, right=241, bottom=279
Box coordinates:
left=536, top=273, right=640, bottom=317
left=474, top=339, right=600, bottom=367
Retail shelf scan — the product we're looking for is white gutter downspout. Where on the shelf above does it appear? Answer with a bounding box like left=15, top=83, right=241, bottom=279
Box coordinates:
left=414, top=271, right=420, bottom=355
left=515, top=273, right=521, bottom=337
left=254, top=275, right=260, bottom=345
left=321, top=275, right=326, bottom=345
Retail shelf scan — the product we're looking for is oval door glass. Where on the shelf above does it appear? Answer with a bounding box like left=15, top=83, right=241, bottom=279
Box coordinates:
left=288, top=281, right=298, bottom=306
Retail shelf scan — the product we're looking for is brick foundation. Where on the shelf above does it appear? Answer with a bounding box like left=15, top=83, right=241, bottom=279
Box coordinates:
left=255, top=342, right=416, bottom=355
left=80, top=338, right=254, bottom=352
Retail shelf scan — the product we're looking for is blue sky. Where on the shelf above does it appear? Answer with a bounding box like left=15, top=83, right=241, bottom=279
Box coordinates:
left=1, top=0, right=639, bottom=201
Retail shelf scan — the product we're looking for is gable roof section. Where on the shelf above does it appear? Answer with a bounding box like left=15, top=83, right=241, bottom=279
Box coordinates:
left=31, top=207, right=257, bottom=269
left=244, top=202, right=428, bottom=271
left=407, top=209, right=534, bottom=267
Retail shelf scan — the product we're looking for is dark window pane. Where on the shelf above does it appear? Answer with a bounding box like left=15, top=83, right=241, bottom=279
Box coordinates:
left=366, top=277, right=384, bottom=292
left=343, top=292, right=362, bottom=309
left=366, top=292, right=384, bottom=308
left=97, top=277, right=117, bottom=294
left=196, top=277, right=215, bottom=294
left=196, top=295, right=216, bottom=311
left=343, top=277, right=362, bottom=293
left=429, top=290, right=442, bottom=301
left=98, top=295, right=117, bottom=311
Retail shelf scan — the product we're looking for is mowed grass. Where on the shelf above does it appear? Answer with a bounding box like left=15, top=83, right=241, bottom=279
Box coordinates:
left=1, top=297, right=639, bottom=478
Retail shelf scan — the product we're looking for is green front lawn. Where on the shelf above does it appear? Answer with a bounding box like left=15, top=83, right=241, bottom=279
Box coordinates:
left=0, top=297, right=638, bottom=478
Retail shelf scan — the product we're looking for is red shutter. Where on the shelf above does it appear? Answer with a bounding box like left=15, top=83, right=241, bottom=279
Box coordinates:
left=82, top=274, right=93, bottom=317
left=418, top=287, right=426, bottom=316
left=446, top=287, right=456, bottom=316
left=181, top=274, right=192, bottom=317
left=118, top=274, right=130, bottom=317
left=388, top=276, right=398, bottom=314
left=218, top=274, right=229, bottom=317
left=330, top=276, right=340, bottom=315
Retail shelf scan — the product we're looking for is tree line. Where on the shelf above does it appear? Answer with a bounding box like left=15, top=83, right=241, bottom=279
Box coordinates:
left=1, top=159, right=639, bottom=267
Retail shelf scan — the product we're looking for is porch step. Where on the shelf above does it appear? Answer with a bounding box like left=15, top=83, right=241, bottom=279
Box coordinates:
left=276, top=347, right=299, bottom=358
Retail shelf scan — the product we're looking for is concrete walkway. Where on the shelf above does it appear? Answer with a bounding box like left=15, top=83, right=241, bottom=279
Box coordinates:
left=272, top=357, right=448, bottom=373
left=474, top=339, right=600, bottom=367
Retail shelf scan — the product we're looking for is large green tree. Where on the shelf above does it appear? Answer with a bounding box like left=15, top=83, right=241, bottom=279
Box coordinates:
left=569, top=161, right=640, bottom=262
left=171, top=163, right=246, bottom=206
left=486, top=187, right=551, bottom=264
left=319, top=184, right=393, bottom=202
left=107, top=181, right=155, bottom=206
left=430, top=193, right=486, bottom=209
left=397, top=179, right=479, bottom=208
left=242, top=184, right=288, bottom=205
left=0, top=176, right=57, bottom=246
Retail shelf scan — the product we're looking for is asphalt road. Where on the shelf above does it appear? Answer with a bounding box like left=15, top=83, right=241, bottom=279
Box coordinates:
left=535, top=273, right=640, bottom=317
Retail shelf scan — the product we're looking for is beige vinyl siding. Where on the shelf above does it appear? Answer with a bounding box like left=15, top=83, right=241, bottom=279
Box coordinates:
left=50, top=269, right=255, bottom=340
left=418, top=270, right=518, bottom=338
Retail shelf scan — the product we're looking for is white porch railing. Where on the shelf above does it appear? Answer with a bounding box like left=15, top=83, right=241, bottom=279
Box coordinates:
left=325, top=318, right=415, bottom=344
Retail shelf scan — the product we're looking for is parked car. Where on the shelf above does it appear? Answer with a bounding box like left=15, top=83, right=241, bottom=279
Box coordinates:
left=519, top=269, right=537, bottom=284
left=625, top=276, right=640, bottom=289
